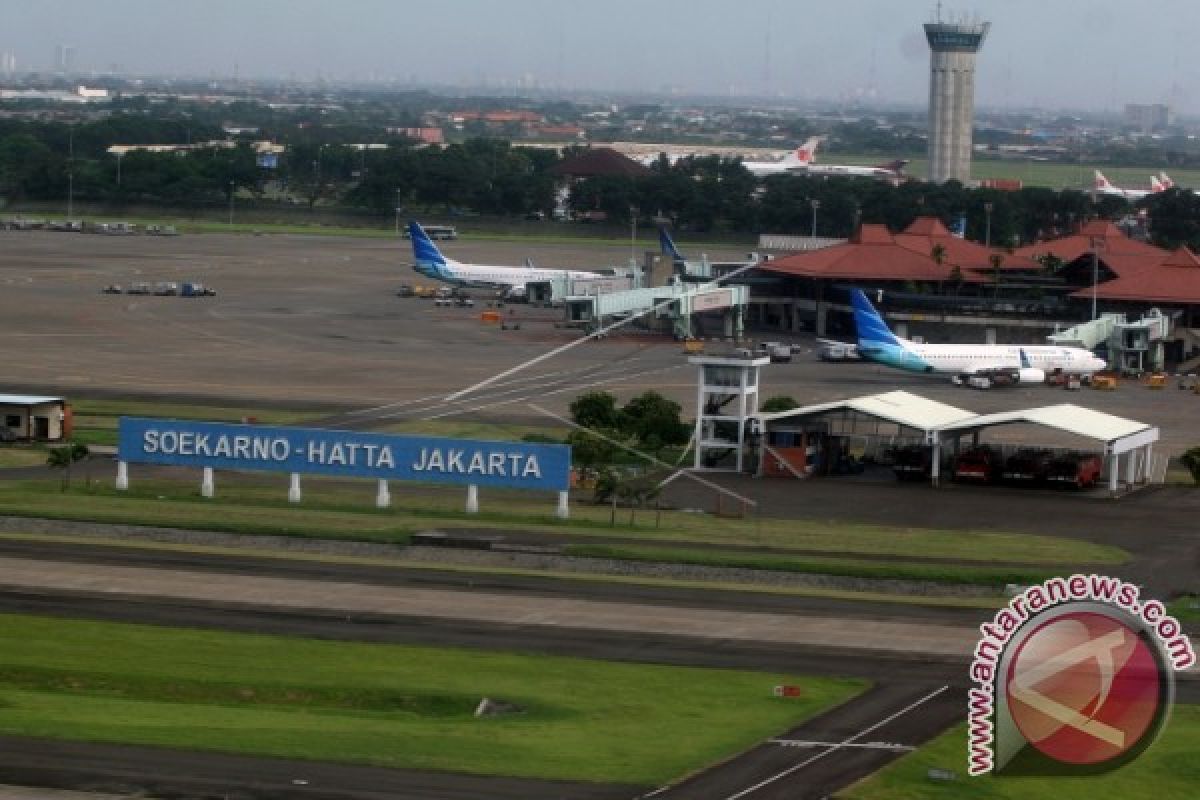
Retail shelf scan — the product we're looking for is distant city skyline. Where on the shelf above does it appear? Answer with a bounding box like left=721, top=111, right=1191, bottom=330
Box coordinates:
left=2, top=0, right=1197, bottom=113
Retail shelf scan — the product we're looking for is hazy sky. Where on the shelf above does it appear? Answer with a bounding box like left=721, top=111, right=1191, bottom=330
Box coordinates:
left=3, top=1, right=1197, bottom=112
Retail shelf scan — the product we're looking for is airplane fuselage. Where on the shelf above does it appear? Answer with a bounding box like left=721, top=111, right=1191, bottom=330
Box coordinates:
left=860, top=340, right=1105, bottom=376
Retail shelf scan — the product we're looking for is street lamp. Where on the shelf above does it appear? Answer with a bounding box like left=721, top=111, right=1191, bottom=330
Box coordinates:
left=228, top=181, right=235, bottom=226
left=809, top=198, right=820, bottom=238
left=66, top=127, right=74, bottom=219
left=630, top=205, right=639, bottom=265
left=395, top=188, right=403, bottom=236
left=983, top=201, right=993, bottom=250
left=1089, top=236, right=1105, bottom=321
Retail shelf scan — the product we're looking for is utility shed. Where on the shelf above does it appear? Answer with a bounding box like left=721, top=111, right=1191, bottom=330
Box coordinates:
left=757, top=390, right=977, bottom=478
left=0, top=394, right=70, bottom=441
left=931, top=405, right=1158, bottom=494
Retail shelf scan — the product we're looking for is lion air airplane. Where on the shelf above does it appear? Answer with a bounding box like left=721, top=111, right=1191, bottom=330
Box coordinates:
left=1093, top=170, right=1159, bottom=201
left=1156, top=172, right=1199, bottom=195
left=851, top=289, right=1106, bottom=388
left=407, top=221, right=598, bottom=292
left=793, top=137, right=908, bottom=180
left=741, top=137, right=820, bottom=177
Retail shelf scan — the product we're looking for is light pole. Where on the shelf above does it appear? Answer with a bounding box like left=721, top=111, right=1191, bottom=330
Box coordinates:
left=983, top=201, right=993, bottom=249
left=810, top=198, right=820, bottom=238
left=66, top=127, right=74, bottom=219
left=1089, top=236, right=1104, bottom=321
left=630, top=205, right=639, bottom=265
left=228, top=181, right=235, bottom=226
left=395, top=188, right=402, bottom=236
left=115, top=152, right=123, bottom=188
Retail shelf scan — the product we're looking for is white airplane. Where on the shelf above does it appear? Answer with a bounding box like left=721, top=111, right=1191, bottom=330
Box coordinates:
left=789, top=137, right=908, bottom=180
left=1156, top=172, right=1199, bottom=195
left=851, top=289, right=1106, bottom=388
left=1093, top=170, right=1159, bottom=201
left=740, top=137, right=821, bottom=177
left=407, top=221, right=598, bottom=293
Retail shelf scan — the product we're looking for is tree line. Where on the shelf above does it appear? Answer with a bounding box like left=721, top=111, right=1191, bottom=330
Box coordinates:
left=3, top=114, right=1199, bottom=251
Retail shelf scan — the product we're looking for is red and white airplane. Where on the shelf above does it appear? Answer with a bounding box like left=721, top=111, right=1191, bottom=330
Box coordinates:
left=794, top=137, right=908, bottom=180
left=741, top=137, right=821, bottom=177
left=1093, top=170, right=1163, bottom=201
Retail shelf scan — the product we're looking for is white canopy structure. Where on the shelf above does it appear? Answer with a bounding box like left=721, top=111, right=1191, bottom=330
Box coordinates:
left=931, top=404, right=1159, bottom=493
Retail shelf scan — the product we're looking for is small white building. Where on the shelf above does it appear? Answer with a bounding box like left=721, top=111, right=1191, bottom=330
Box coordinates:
left=0, top=394, right=69, bottom=441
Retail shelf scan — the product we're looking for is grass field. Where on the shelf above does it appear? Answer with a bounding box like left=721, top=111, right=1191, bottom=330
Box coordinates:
left=0, top=613, right=863, bottom=783
left=842, top=706, right=1200, bottom=799
left=0, top=477, right=1128, bottom=567
left=0, top=448, right=49, bottom=468
left=67, top=399, right=326, bottom=448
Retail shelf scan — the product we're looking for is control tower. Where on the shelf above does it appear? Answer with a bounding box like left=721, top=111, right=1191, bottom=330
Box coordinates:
left=924, top=17, right=989, bottom=184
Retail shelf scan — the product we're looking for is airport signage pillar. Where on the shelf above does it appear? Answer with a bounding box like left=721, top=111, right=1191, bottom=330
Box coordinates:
left=376, top=479, right=391, bottom=509
left=201, top=467, right=215, bottom=498
left=466, top=484, right=479, bottom=514
left=288, top=473, right=302, bottom=504
left=556, top=490, right=569, bottom=519
left=115, top=460, right=129, bottom=490
left=930, top=437, right=942, bottom=487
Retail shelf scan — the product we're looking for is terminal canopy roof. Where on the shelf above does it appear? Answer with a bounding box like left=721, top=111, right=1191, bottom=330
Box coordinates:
left=932, top=404, right=1158, bottom=455
left=758, top=390, right=978, bottom=433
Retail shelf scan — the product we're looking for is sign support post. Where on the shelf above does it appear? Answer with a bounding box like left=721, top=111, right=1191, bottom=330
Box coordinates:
left=288, top=473, right=302, bottom=503
left=466, top=484, right=479, bottom=513
left=115, top=461, right=129, bottom=491
left=201, top=467, right=214, bottom=498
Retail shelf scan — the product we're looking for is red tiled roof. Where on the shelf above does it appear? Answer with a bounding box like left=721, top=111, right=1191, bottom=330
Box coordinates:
left=1015, top=219, right=1164, bottom=267
left=761, top=224, right=984, bottom=283
left=551, top=147, right=650, bottom=178
left=1071, top=246, right=1200, bottom=304
left=894, top=216, right=1038, bottom=272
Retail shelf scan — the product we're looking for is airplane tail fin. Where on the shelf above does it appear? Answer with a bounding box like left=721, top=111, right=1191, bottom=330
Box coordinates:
left=1094, top=170, right=1112, bottom=190
left=408, top=221, right=451, bottom=278
left=1152, top=175, right=1164, bottom=192
left=1160, top=171, right=1174, bottom=189
left=787, top=136, right=820, bottom=165
left=659, top=227, right=686, bottom=263
left=1019, top=348, right=1032, bottom=369
left=877, top=159, right=909, bottom=173
left=850, top=289, right=902, bottom=349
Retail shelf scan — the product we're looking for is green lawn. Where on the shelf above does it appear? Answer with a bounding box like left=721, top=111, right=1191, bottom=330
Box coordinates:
left=68, top=399, right=326, bottom=448
left=566, top=543, right=1062, bottom=588
left=0, top=448, right=48, bottom=468
left=0, top=478, right=1128, bottom=568
left=841, top=706, right=1200, bottom=799
left=0, top=614, right=864, bottom=783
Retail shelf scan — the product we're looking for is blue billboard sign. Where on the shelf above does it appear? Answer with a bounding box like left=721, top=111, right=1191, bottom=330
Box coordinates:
left=117, top=417, right=571, bottom=491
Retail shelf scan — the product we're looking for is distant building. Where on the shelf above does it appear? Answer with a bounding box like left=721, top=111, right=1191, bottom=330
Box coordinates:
left=53, top=43, right=74, bottom=73
left=0, top=52, right=15, bottom=74
left=1124, top=104, right=1171, bottom=134
left=387, top=127, right=444, bottom=145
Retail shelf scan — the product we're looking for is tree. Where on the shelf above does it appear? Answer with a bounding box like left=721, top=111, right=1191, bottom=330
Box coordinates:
left=1182, top=447, right=1200, bottom=485
left=617, top=391, right=690, bottom=453
left=570, top=391, right=619, bottom=429
left=46, top=442, right=89, bottom=491
left=760, top=395, right=800, bottom=413
left=566, top=428, right=619, bottom=472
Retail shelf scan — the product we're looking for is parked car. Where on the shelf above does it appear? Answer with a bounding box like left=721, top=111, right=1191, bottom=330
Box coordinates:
left=101, top=284, right=123, bottom=294
left=181, top=282, right=216, bottom=297
left=455, top=296, right=475, bottom=308
left=153, top=282, right=179, bottom=296
left=396, top=284, right=414, bottom=298
left=126, top=282, right=151, bottom=295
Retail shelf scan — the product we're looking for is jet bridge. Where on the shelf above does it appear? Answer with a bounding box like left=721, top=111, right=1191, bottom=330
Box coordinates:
left=1047, top=308, right=1171, bottom=374
left=563, top=282, right=749, bottom=339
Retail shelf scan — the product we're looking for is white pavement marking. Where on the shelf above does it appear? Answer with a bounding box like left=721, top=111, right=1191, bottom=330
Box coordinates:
left=768, top=739, right=915, bottom=752
left=0, top=557, right=977, bottom=658
left=723, top=685, right=950, bottom=800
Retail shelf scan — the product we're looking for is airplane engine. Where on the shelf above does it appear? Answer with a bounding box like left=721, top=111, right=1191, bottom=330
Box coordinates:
left=1016, top=367, right=1046, bottom=384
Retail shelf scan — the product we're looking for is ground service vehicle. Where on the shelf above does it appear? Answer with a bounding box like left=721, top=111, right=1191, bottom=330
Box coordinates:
left=153, top=282, right=179, bottom=296
left=953, top=445, right=1003, bottom=483
left=889, top=443, right=932, bottom=481
left=1002, top=448, right=1054, bottom=484
left=126, top=282, right=151, bottom=295
left=181, top=283, right=216, bottom=297
left=1046, top=453, right=1103, bottom=489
